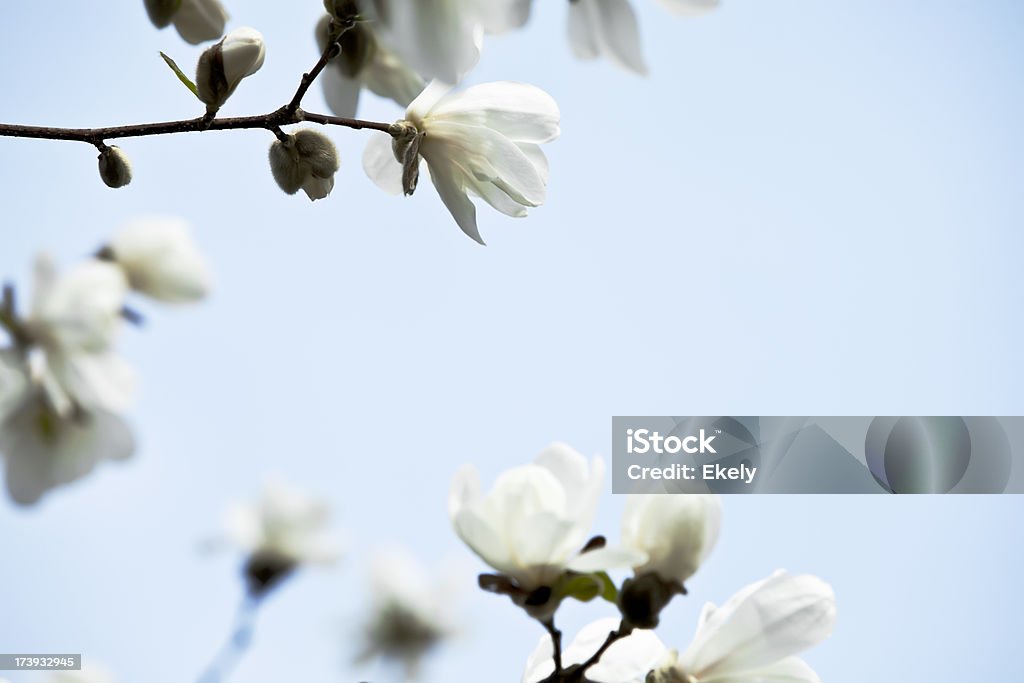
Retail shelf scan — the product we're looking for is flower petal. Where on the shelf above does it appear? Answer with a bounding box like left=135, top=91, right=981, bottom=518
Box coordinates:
left=568, top=0, right=648, bottom=75
left=362, top=131, right=407, bottom=196
left=425, top=155, right=483, bottom=244
left=321, top=65, right=363, bottom=119
left=657, top=0, right=721, bottom=17
left=429, top=81, right=561, bottom=143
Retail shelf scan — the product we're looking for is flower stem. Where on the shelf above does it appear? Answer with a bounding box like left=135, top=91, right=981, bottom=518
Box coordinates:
left=196, top=595, right=261, bottom=683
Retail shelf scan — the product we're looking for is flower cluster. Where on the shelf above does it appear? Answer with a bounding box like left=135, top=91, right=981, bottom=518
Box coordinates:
left=449, top=443, right=836, bottom=683
left=0, top=218, right=210, bottom=505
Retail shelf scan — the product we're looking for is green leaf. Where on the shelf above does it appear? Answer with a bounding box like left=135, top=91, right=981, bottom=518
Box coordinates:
left=594, top=571, right=619, bottom=604
left=160, top=51, right=199, bottom=99
left=556, top=574, right=601, bottom=603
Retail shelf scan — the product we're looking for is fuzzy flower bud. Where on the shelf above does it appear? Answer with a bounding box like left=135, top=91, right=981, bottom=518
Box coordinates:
left=97, top=146, right=132, bottom=189
left=144, top=0, right=182, bottom=28
left=196, top=27, right=265, bottom=111
left=268, top=129, right=340, bottom=201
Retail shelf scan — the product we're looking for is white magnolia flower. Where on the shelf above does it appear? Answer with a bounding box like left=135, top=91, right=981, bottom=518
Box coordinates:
left=268, top=129, right=341, bottom=201
left=225, top=480, right=341, bottom=566
left=171, top=0, right=229, bottom=45
left=658, top=0, right=721, bottom=16
left=106, top=218, right=211, bottom=303
left=196, top=27, right=266, bottom=110
left=524, top=572, right=836, bottom=683
left=449, top=442, right=638, bottom=592
left=622, top=494, right=721, bottom=585
left=316, top=13, right=424, bottom=119
left=370, top=0, right=484, bottom=84
left=522, top=617, right=665, bottom=683
left=357, top=547, right=456, bottom=678
left=25, top=254, right=134, bottom=417
left=1, top=384, right=135, bottom=506
left=363, top=80, right=559, bottom=244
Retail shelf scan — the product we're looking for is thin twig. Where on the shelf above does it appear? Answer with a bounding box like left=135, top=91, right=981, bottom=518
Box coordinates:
left=578, top=621, right=633, bottom=675
left=543, top=618, right=564, bottom=673
left=197, top=595, right=262, bottom=683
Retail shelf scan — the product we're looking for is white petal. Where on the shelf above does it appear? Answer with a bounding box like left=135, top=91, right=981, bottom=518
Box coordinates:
left=568, top=0, right=648, bottom=75
left=362, top=132, right=406, bottom=196
left=429, top=81, right=560, bottom=143
left=425, top=122, right=547, bottom=206
left=448, top=463, right=482, bottom=519
left=108, top=217, right=211, bottom=303
left=425, top=155, right=483, bottom=243
left=30, top=259, right=127, bottom=353
left=302, top=174, right=335, bottom=201
left=679, top=572, right=837, bottom=678
left=362, top=47, right=427, bottom=108
left=1, top=397, right=134, bottom=506
left=567, top=545, right=648, bottom=573
left=408, top=80, right=455, bottom=123
left=452, top=508, right=515, bottom=574
left=704, top=656, right=821, bottom=683
left=172, top=0, right=228, bottom=45
left=622, top=494, right=721, bottom=583
left=381, top=1, right=481, bottom=84
left=47, top=352, right=136, bottom=415
left=482, top=0, right=533, bottom=33
left=321, top=65, right=363, bottom=119
left=657, top=0, right=720, bottom=16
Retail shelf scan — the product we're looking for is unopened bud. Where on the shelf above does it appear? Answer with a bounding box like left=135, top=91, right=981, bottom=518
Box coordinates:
left=316, top=14, right=375, bottom=79
left=269, top=129, right=340, bottom=201
left=172, top=0, right=228, bottom=45
left=196, top=27, right=265, bottom=111
left=323, top=0, right=360, bottom=25
left=618, top=572, right=685, bottom=629
left=388, top=121, right=424, bottom=196
left=97, top=146, right=133, bottom=188
left=145, top=0, right=183, bottom=28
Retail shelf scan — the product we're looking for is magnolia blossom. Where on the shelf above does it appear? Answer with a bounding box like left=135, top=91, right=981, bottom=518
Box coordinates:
left=105, top=218, right=211, bottom=303
left=196, top=27, right=266, bottom=110
left=449, top=442, right=637, bottom=592
left=370, top=0, right=484, bottom=84
left=316, top=13, right=424, bottom=119
left=357, top=547, right=456, bottom=678
left=268, top=129, right=341, bottom=201
left=24, top=254, right=134, bottom=417
left=522, top=618, right=665, bottom=683
left=622, top=494, right=721, bottom=585
left=523, top=572, right=836, bottom=683
left=363, top=81, right=558, bottom=244
left=1, top=380, right=135, bottom=506
left=225, top=480, right=340, bottom=568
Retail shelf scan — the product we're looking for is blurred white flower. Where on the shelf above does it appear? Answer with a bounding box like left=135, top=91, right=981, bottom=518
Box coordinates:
left=225, top=480, right=341, bottom=567
left=622, top=494, right=721, bottom=585
left=171, top=0, right=229, bottom=45
left=568, top=0, right=648, bottom=75
left=449, top=442, right=639, bottom=593
left=357, top=547, right=457, bottom=679
left=527, top=572, right=836, bottom=683
left=363, top=80, right=559, bottom=244
left=105, top=218, right=211, bottom=304
left=658, top=0, right=721, bottom=16
left=0, top=349, right=28, bottom=420
left=25, top=254, right=134, bottom=417
left=316, top=12, right=424, bottom=119
left=522, top=617, right=664, bottom=683
left=1, top=383, right=135, bottom=506
left=49, top=662, right=116, bottom=683
left=268, top=128, right=341, bottom=201
left=196, top=27, right=266, bottom=110
left=370, top=0, right=484, bottom=84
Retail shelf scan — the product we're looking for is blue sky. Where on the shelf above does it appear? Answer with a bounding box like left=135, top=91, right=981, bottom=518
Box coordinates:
left=1, top=1, right=1023, bottom=681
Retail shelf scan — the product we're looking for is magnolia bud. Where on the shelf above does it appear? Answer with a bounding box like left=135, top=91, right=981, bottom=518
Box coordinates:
left=145, top=0, right=183, bottom=28
left=388, top=121, right=423, bottom=196
left=104, top=218, right=211, bottom=303
left=172, top=0, right=228, bottom=45
left=316, top=14, right=375, bottom=79
left=97, top=146, right=133, bottom=188
left=622, top=494, right=721, bottom=585
left=269, top=129, right=340, bottom=201
left=196, top=27, right=265, bottom=110
left=323, top=0, right=360, bottom=24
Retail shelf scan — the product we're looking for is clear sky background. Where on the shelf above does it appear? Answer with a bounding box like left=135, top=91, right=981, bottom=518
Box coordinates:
left=1, top=1, right=1023, bottom=681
